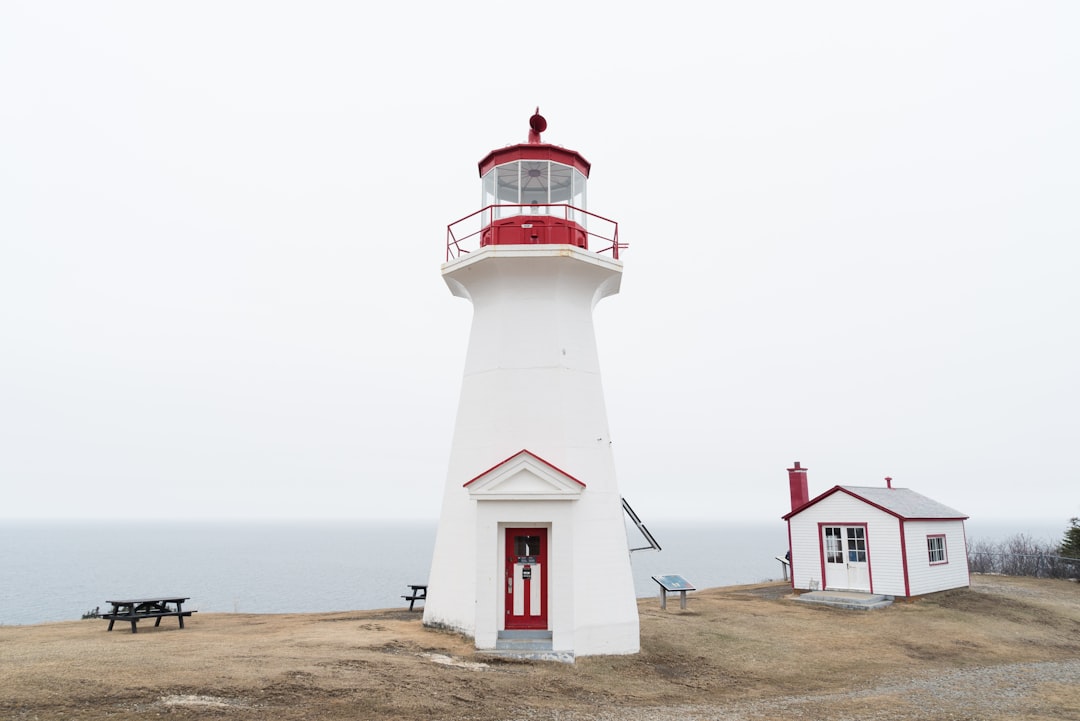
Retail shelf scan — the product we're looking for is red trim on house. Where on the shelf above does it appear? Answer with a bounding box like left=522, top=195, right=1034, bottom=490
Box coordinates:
left=817, top=522, right=873, bottom=593
left=927, top=533, right=949, bottom=566
left=478, top=144, right=592, bottom=177
left=817, top=522, right=828, bottom=589
left=899, top=520, right=911, bottom=597
left=865, top=524, right=875, bottom=594
left=961, top=522, right=971, bottom=586
left=782, top=485, right=969, bottom=522
left=786, top=520, right=795, bottom=591
left=784, top=486, right=850, bottom=519
left=462, top=449, right=587, bottom=488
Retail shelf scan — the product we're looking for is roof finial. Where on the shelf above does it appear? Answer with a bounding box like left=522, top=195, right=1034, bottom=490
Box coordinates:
left=528, top=107, right=547, bottom=144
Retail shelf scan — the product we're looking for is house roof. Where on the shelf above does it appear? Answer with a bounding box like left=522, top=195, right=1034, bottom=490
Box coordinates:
left=783, top=485, right=968, bottom=521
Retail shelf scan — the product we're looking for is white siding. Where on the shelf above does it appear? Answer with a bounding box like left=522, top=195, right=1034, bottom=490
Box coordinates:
left=789, top=491, right=906, bottom=596
left=903, top=520, right=970, bottom=595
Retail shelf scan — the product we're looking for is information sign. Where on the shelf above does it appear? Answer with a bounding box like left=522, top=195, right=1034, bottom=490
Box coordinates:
left=651, top=574, right=696, bottom=610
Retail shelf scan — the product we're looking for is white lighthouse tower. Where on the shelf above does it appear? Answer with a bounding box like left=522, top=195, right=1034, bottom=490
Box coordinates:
left=424, top=110, right=639, bottom=658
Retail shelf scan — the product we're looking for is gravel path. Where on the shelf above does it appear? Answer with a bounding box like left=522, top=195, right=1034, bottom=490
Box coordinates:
left=518, top=658, right=1080, bottom=721
left=709, top=658, right=1080, bottom=721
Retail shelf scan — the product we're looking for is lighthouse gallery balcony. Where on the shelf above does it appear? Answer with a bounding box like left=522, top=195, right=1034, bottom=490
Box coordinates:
left=446, top=203, right=622, bottom=262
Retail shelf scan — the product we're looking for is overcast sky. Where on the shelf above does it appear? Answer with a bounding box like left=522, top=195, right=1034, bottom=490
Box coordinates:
left=2, top=2, right=1077, bottom=525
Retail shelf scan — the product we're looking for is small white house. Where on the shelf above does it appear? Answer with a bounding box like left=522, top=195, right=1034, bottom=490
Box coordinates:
left=782, top=462, right=970, bottom=597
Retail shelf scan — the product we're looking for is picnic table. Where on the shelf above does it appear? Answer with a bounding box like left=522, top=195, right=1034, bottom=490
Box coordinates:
left=101, top=596, right=194, bottom=633
left=402, top=584, right=427, bottom=611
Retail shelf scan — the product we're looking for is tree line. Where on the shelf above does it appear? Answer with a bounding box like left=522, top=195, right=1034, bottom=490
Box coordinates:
left=966, top=517, right=1080, bottom=579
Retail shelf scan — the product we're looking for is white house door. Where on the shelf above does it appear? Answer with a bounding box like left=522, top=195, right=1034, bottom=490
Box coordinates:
left=822, top=526, right=870, bottom=592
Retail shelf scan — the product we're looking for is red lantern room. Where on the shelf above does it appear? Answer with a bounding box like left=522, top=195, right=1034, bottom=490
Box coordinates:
left=446, top=109, right=623, bottom=261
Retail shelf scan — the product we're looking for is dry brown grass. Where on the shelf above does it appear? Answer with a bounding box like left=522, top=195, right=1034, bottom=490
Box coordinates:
left=1, top=575, right=1078, bottom=720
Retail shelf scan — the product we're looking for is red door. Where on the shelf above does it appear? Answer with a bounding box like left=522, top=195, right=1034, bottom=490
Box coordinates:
left=505, top=528, right=547, bottom=629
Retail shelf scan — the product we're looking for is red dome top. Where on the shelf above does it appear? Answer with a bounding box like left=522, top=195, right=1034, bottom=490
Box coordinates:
left=477, top=109, right=591, bottom=178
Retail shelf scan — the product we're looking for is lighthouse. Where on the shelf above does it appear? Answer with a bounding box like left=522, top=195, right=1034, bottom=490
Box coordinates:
left=423, top=110, right=639, bottom=658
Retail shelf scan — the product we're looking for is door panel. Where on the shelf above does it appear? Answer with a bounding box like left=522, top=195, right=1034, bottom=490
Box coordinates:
left=844, top=527, right=870, bottom=590
left=505, top=528, right=547, bottom=629
left=822, top=525, right=870, bottom=592
left=823, top=526, right=846, bottom=589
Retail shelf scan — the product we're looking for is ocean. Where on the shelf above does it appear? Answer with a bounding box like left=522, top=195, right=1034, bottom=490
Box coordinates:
left=0, top=517, right=1064, bottom=626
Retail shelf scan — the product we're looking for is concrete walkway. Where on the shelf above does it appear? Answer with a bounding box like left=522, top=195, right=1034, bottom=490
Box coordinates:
left=794, top=590, right=894, bottom=610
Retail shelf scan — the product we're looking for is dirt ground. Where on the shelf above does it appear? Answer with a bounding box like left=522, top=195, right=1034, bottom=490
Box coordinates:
left=2, top=575, right=1079, bottom=721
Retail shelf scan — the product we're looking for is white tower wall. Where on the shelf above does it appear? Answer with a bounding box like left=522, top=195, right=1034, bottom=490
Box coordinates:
left=424, top=245, right=639, bottom=656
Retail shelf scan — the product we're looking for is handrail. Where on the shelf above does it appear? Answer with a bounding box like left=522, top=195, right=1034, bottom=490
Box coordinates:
left=622, top=497, right=661, bottom=553
left=446, top=204, right=626, bottom=262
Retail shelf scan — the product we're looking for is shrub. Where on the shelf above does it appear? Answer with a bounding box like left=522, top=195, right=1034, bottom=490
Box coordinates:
left=1060, top=517, right=1080, bottom=558
left=966, top=533, right=1080, bottom=579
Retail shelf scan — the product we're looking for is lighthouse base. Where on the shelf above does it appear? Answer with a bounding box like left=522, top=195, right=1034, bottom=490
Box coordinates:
left=424, top=491, right=640, bottom=658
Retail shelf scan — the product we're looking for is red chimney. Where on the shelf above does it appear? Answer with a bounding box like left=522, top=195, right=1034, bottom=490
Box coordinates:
left=788, top=461, right=809, bottom=511
left=885, top=476, right=893, bottom=489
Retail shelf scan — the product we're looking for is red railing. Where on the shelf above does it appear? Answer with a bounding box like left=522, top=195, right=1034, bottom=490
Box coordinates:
left=446, top=204, right=625, bottom=262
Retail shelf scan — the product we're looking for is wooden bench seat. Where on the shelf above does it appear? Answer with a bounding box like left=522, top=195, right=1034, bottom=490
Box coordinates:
left=103, top=609, right=195, bottom=633
left=402, top=584, right=427, bottom=611
left=101, top=610, right=194, bottom=621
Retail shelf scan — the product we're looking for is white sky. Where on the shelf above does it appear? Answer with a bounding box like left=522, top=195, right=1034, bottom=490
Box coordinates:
left=2, top=2, right=1077, bottom=524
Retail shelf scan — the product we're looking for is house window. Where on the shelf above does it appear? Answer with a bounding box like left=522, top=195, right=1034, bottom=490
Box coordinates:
left=927, top=535, right=947, bottom=565
left=825, top=527, right=843, bottom=563
left=846, top=527, right=867, bottom=562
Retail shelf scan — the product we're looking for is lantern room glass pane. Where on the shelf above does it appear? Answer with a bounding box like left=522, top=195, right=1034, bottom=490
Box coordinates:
left=495, top=162, right=520, bottom=218
left=485, top=160, right=588, bottom=222
left=482, top=170, right=495, bottom=212
left=521, top=161, right=548, bottom=213
left=571, top=168, right=587, bottom=226
left=548, top=162, right=573, bottom=205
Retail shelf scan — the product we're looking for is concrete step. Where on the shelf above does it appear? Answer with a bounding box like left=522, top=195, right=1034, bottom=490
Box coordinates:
left=483, top=648, right=575, bottom=663
left=497, top=630, right=552, bottom=640
left=482, top=631, right=574, bottom=663
left=494, top=638, right=553, bottom=652
left=795, top=590, right=894, bottom=611
left=495, top=630, right=552, bottom=651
